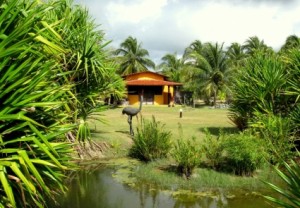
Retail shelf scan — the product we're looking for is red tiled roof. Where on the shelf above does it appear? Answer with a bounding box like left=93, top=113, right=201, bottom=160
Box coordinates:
left=126, top=79, right=182, bottom=86
left=122, top=71, right=167, bottom=78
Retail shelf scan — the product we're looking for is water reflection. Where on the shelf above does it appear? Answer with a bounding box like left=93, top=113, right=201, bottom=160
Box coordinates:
left=54, top=164, right=273, bottom=208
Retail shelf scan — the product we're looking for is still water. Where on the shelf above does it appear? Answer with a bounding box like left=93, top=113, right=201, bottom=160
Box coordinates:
left=55, top=163, right=274, bottom=208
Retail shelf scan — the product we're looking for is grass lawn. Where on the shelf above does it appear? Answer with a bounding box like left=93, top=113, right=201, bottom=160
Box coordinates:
left=88, top=104, right=279, bottom=196
left=90, top=104, right=237, bottom=156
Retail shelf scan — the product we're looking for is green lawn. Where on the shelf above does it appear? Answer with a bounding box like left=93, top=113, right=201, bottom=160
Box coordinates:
left=88, top=105, right=279, bottom=196
left=90, top=105, right=237, bottom=156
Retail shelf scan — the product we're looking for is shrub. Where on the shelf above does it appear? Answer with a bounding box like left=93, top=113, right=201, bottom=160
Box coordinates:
left=289, top=104, right=300, bottom=137
left=172, top=137, right=202, bottom=179
left=250, top=113, right=295, bottom=164
left=129, top=116, right=172, bottom=162
left=229, top=53, right=289, bottom=130
left=202, top=129, right=224, bottom=170
left=222, top=132, right=267, bottom=176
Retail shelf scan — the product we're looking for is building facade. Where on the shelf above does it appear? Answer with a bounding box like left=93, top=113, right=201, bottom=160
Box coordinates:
left=124, top=71, right=182, bottom=106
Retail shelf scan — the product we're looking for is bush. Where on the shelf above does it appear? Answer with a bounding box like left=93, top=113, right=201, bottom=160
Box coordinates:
left=222, top=132, right=267, bottom=176
left=172, top=137, right=202, bottom=179
left=250, top=113, right=295, bottom=164
left=229, top=53, right=289, bottom=130
left=129, top=116, right=172, bottom=162
left=202, top=129, right=224, bottom=170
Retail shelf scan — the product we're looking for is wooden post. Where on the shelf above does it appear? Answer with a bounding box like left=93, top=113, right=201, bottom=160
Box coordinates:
left=168, top=86, right=170, bottom=107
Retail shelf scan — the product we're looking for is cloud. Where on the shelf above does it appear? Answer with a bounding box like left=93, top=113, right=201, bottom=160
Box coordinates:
left=75, top=0, right=300, bottom=63
left=106, top=0, right=167, bottom=25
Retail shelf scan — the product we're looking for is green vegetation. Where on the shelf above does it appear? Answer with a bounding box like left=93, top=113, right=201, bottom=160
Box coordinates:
left=0, top=0, right=124, bottom=207
left=250, top=113, right=295, bottom=164
left=172, top=137, right=202, bottom=178
left=202, top=129, right=224, bottom=170
left=133, top=159, right=276, bottom=191
left=265, top=158, right=300, bottom=208
left=221, top=132, right=267, bottom=176
left=2, top=0, right=300, bottom=206
left=0, top=1, right=75, bottom=207
left=129, top=116, right=172, bottom=162
left=114, top=36, right=155, bottom=75
left=183, top=42, right=230, bottom=106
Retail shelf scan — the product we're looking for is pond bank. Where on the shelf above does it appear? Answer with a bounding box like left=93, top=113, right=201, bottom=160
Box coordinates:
left=56, top=157, right=278, bottom=208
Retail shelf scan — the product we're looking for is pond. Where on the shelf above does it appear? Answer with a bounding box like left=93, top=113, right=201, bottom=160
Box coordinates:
left=53, top=161, right=275, bottom=208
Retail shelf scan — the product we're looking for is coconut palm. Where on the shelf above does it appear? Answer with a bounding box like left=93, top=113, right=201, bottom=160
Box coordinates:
left=114, top=36, right=155, bottom=75
left=184, top=42, right=231, bottom=106
left=280, top=35, right=300, bottom=52
left=0, top=0, right=75, bottom=207
left=243, top=36, right=272, bottom=56
left=159, top=53, right=183, bottom=82
left=227, top=42, right=247, bottom=70
left=183, top=40, right=203, bottom=59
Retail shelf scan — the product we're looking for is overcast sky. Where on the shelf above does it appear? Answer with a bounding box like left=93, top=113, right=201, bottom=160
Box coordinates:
left=75, top=0, right=300, bottom=64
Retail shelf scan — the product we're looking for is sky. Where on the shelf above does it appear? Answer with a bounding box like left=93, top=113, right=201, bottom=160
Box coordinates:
left=75, top=0, right=300, bottom=64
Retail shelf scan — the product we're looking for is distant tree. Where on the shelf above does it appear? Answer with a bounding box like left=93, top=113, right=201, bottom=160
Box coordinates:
left=184, top=42, right=231, bottom=106
left=183, top=40, right=203, bottom=59
left=114, top=36, right=155, bottom=75
left=243, top=36, right=272, bottom=56
left=159, top=53, right=183, bottom=82
left=280, top=34, right=300, bottom=52
left=227, top=42, right=247, bottom=70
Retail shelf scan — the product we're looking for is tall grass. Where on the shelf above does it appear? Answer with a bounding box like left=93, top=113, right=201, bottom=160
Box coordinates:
left=129, top=116, right=172, bottom=162
left=172, top=137, right=202, bottom=179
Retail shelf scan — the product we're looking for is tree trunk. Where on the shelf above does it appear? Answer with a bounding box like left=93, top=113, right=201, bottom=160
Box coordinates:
left=213, top=89, right=217, bottom=106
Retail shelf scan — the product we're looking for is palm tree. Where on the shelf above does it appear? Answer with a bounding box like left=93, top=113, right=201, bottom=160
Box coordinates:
left=159, top=53, right=183, bottom=82
left=243, top=36, right=272, bottom=56
left=114, top=36, right=155, bottom=75
left=280, top=34, right=300, bottom=52
left=183, top=40, right=203, bottom=60
left=227, top=42, right=247, bottom=70
left=184, top=42, right=230, bottom=106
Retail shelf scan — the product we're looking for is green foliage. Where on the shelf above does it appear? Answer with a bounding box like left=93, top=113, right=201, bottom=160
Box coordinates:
left=202, top=129, right=224, bottom=170
left=250, top=113, right=295, bottom=164
left=289, top=104, right=300, bottom=135
left=265, top=158, right=300, bottom=208
left=129, top=116, right=172, bottom=162
left=0, top=0, right=76, bottom=207
left=229, top=52, right=288, bottom=130
left=172, top=137, right=202, bottom=179
left=114, top=36, right=155, bottom=75
left=159, top=53, right=183, bottom=82
left=46, top=0, right=125, bottom=142
left=221, top=132, right=267, bottom=176
left=183, top=42, right=231, bottom=106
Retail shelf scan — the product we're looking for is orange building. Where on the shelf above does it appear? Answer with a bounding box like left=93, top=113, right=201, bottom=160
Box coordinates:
left=123, top=71, right=182, bottom=106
